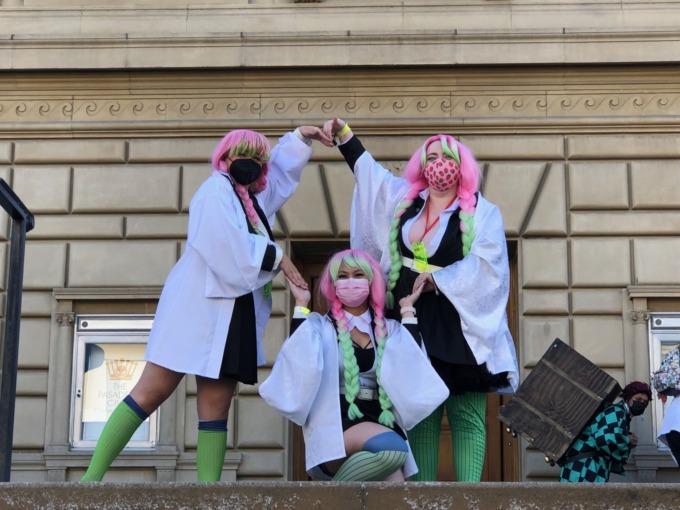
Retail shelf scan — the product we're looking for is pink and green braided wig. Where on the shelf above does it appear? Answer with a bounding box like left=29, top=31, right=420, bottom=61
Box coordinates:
left=384, top=135, right=481, bottom=308
left=319, top=249, right=396, bottom=428
left=211, top=129, right=271, bottom=230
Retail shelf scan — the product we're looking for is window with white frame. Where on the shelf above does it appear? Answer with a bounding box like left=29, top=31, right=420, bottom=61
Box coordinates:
left=70, top=315, right=158, bottom=450
left=649, top=312, right=680, bottom=449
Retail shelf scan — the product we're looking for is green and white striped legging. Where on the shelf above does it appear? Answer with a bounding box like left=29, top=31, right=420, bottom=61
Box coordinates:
left=407, top=392, right=487, bottom=482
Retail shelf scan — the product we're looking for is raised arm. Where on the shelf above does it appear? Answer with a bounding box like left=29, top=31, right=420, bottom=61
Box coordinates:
left=256, top=126, right=332, bottom=218
left=323, top=117, right=409, bottom=268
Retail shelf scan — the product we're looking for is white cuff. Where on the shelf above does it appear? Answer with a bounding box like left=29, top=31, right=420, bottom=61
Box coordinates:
left=272, top=245, right=284, bottom=270
left=401, top=317, right=418, bottom=324
left=294, top=127, right=313, bottom=146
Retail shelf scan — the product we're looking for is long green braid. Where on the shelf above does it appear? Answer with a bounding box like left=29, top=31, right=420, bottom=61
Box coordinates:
left=460, top=212, right=475, bottom=256
left=326, top=251, right=395, bottom=426
left=385, top=187, right=424, bottom=309
left=371, top=303, right=395, bottom=428
left=331, top=298, right=364, bottom=420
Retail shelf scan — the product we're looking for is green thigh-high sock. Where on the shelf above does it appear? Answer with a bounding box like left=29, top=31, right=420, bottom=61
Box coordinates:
left=332, top=450, right=408, bottom=481
left=446, top=392, right=487, bottom=482
left=406, top=404, right=444, bottom=481
left=196, top=420, right=228, bottom=482
left=81, top=396, right=147, bottom=482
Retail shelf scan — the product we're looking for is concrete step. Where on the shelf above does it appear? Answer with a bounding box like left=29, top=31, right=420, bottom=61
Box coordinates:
left=0, top=481, right=679, bottom=509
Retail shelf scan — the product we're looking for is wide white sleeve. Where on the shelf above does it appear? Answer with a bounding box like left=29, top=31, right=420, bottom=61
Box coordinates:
left=259, top=318, right=324, bottom=426
left=349, top=151, right=409, bottom=272
left=188, top=184, right=280, bottom=298
left=432, top=196, right=519, bottom=391
left=380, top=321, right=449, bottom=431
left=256, top=131, right=314, bottom=220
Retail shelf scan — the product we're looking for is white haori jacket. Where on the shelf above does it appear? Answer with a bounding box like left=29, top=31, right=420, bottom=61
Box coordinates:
left=145, top=132, right=312, bottom=378
left=259, top=313, right=449, bottom=479
left=349, top=149, right=519, bottom=393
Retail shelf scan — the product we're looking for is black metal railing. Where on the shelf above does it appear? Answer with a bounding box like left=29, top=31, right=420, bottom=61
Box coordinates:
left=0, top=178, right=34, bottom=482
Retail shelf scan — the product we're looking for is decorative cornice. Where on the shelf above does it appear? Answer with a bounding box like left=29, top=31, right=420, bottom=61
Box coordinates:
left=628, top=285, right=680, bottom=299
left=2, top=93, right=680, bottom=132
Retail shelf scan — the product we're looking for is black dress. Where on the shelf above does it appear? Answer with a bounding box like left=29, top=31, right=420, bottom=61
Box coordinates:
left=388, top=196, right=509, bottom=395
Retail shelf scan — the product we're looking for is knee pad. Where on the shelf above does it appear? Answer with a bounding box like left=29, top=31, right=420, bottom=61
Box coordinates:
left=333, top=432, right=408, bottom=482
left=363, top=431, right=408, bottom=454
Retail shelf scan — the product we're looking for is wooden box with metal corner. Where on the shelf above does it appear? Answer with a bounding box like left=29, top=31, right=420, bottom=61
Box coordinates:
left=498, top=338, right=621, bottom=466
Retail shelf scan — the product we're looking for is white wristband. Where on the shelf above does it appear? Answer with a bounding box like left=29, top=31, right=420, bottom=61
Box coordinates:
left=294, top=305, right=310, bottom=316
left=400, top=306, right=416, bottom=315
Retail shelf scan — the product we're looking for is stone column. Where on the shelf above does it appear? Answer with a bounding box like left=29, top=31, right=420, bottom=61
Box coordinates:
left=44, top=301, right=75, bottom=482
left=630, top=302, right=655, bottom=482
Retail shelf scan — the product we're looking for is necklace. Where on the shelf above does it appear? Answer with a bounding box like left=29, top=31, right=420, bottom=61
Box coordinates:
left=419, top=196, right=456, bottom=242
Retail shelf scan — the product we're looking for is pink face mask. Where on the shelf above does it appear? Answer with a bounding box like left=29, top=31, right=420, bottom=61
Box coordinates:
left=424, top=157, right=461, bottom=192
left=335, top=278, right=370, bottom=308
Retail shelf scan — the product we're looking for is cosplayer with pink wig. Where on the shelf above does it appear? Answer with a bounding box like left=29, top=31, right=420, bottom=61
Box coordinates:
left=82, top=125, right=331, bottom=483
left=322, top=117, right=519, bottom=482
left=259, top=249, right=449, bottom=481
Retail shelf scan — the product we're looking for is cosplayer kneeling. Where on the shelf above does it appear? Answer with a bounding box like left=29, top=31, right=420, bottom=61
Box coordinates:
left=81, top=126, right=332, bottom=482
left=259, top=249, right=449, bottom=481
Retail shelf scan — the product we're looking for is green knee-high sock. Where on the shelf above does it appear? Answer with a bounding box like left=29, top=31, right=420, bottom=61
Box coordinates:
left=407, top=404, right=444, bottom=481
left=446, top=392, right=487, bottom=482
left=197, top=430, right=227, bottom=482
left=81, top=399, right=145, bottom=482
left=332, top=450, right=408, bottom=481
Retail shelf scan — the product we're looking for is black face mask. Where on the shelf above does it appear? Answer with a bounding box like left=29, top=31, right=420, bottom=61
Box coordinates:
left=630, top=400, right=648, bottom=416
left=229, top=158, right=262, bottom=186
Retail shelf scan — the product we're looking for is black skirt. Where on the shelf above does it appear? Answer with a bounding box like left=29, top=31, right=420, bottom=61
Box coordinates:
left=219, top=292, right=258, bottom=384
left=339, top=395, right=407, bottom=440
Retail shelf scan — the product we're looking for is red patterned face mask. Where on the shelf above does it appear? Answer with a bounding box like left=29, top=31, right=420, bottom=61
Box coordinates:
left=424, top=157, right=461, bottom=192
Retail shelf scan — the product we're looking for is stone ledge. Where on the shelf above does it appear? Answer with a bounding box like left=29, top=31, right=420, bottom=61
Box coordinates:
left=3, top=30, right=680, bottom=70
left=0, top=482, right=679, bottom=509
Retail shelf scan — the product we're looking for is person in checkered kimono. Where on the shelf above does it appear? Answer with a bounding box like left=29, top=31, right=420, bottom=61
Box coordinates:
left=559, top=381, right=652, bottom=483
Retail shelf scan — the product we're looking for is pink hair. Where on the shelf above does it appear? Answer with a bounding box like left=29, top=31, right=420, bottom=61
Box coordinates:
left=403, top=134, right=481, bottom=215
left=211, top=129, right=271, bottom=230
left=211, top=129, right=271, bottom=194
left=384, top=135, right=482, bottom=308
left=319, top=249, right=386, bottom=311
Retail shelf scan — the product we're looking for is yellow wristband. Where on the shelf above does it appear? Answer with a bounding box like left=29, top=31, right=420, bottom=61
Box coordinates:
left=335, top=123, right=351, bottom=138
left=294, top=306, right=310, bottom=316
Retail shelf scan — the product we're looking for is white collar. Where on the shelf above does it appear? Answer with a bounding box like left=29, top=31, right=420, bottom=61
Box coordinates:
left=343, top=309, right=373, bottom=337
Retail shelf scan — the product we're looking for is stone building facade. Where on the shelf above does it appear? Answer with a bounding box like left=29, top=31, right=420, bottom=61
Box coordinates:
left=1, top=0, right=680, bottom=483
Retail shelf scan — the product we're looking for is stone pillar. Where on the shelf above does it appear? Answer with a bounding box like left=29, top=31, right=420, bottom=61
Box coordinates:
left=630, top=303, right=655, bottom=482
left=43, top=303, right=76, bottom=482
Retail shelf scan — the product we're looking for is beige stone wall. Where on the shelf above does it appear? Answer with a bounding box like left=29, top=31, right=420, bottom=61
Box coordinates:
left=2, top=0, right=680, bottom=483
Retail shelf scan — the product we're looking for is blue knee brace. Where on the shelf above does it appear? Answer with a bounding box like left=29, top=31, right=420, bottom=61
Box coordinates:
left=363, top=431, right=409, bottom=454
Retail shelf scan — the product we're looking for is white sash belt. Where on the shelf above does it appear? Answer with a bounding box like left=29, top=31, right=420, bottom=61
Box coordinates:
left=402, top=256, right=443, bottom=273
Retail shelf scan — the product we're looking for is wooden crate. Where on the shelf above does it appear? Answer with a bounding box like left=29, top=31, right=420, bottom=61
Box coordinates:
left=498, top=338, right=621, bottom=464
